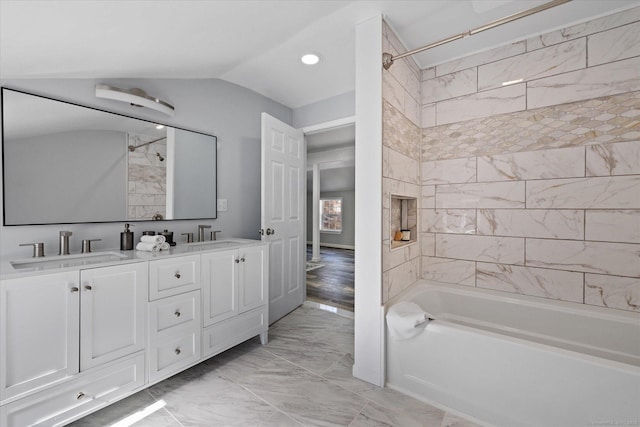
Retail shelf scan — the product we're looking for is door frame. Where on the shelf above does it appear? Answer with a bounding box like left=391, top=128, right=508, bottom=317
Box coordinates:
left=301, top=115, right=356, bottom=303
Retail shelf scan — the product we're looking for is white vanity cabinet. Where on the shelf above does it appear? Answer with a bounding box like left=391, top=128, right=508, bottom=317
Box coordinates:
left=0, top=262, right=147, bottom=427
left=202, top=245, right=268, bottom=357
left=0, top=239, right=269, bottom=426
left=148, top=255, right=202, bottom=383
left=0, top=271, right=80, bottom=402
left=79, top=263, right=148, bottom=371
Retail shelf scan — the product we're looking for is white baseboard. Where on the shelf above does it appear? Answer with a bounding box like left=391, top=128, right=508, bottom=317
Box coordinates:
left=306, top=241, right=355, bottom=250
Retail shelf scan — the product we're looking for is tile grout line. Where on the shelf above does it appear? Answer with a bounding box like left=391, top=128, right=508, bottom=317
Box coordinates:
left=143, top=389, right=186, bottom=427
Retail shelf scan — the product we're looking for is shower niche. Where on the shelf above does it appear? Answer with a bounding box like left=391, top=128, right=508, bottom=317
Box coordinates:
left=390, top=194, right=417, bottom=249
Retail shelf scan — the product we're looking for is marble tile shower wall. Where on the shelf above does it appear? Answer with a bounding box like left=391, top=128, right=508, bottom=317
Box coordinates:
left=382, top=22, right=422, bottom=303
left=419, top=8, right=640, bottom=312
left=127, top=133, right=167, bottom=220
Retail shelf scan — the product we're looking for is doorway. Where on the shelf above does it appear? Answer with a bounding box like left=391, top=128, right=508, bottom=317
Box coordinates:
left=304, top=119, right=355, bottom=312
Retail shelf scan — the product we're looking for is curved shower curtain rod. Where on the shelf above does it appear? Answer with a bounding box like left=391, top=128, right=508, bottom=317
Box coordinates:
left=382, top=0, right=572, bottom=70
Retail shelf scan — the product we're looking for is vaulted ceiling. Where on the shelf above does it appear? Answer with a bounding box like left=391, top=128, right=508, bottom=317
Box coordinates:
left=2, top=0, right=638, bottom=109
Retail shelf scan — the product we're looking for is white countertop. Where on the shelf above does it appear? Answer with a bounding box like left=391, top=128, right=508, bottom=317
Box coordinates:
left=0, top=238, right=266, bottom=280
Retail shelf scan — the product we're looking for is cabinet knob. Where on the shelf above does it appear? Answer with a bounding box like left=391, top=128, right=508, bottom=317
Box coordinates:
left=84, top=285, right=92, bottom=291
left=175, top=348, right=181, bottom=355
left=174, top=272, right=181, bottom=279
left=70, top=286, right=79, bottom=293
left=76, top=392, right=85, bottom=400
left=241, top=257, right=246, bottom=263
left=235, top=258, right=240, bottom=264
left=174, top=310, right=181, bottom=317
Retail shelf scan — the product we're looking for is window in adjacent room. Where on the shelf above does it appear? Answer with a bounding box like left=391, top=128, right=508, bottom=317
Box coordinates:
left=320, top=198, right=342, bottom=233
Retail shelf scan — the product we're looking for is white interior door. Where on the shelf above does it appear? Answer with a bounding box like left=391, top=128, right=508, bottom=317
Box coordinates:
left=261, top=113, right=305, bottom=324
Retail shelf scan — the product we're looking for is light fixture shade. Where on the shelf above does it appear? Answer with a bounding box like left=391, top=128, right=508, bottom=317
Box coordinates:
left=95, top=84, right=175, bottom=116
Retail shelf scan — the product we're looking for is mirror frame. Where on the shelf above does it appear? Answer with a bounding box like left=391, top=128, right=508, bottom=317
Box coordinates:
left=1, top=87, right=218, bottom=226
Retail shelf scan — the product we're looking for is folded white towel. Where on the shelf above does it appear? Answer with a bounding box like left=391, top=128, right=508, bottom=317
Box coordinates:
left=136, top=242, right=159, bottom=252
left=140, top=235, right=165, bottom=244
left=159, top=242, right=170, bottom=251
left=386, top=301, right=430, bottom=340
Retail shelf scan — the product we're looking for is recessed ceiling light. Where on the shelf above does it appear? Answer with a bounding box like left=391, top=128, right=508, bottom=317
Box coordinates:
left=301, top=53, right=320, bottom=65
left=156, top=125, right=165, bottom=129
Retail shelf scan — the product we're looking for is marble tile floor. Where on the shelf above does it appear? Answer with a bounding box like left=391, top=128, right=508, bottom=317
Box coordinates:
left=70, top=304, right=481, bottom=427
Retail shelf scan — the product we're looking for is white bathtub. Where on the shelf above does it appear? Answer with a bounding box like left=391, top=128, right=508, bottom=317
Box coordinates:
left=386, top=280, right=640, bottom=427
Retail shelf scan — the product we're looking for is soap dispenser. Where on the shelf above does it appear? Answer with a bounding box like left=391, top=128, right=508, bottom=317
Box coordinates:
left=120, top=223, right=134, bottom=250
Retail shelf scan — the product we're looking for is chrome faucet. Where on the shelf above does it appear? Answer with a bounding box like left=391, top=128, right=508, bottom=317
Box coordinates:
left=197, top=225, right=211, bottom=242
left=59, top=231, right=72, bottom=255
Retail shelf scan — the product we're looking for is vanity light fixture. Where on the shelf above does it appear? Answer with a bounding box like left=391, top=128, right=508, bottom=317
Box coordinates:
left=95, top=84, right=175, bottom=116
left=301, top=53, right=320, bottom=65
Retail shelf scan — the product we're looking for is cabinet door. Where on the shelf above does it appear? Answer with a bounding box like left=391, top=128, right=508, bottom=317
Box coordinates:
left=239, top=245, right=268, bottom=313
left=80, top=263, right=147, bottom=371
left=202, top=249, right=238, bottom=327
left=0, top=272, right=80, bottom=401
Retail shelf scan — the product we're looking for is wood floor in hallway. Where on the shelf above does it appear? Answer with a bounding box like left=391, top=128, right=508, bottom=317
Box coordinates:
left=306, top=245, right=354, bottom=312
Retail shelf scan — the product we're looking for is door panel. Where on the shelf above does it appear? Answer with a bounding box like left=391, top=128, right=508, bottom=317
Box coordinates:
left=261, top=113, right=305, bottom=324
left=80, top=263, right=147, bottom=371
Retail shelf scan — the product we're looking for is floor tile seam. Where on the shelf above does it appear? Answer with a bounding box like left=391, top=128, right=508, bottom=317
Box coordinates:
left=261, top=346, right=345, bottom=378
left=256, top=347, right=375, bottom=403
left=231, top=380, right=306, bottom=426
left=143, top=389, right=187, bottom=427
left=347, top=400, right=373, bottom=427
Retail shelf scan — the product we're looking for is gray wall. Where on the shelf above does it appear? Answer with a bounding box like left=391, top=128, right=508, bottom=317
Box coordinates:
left=0, top=78, right=291, bottom=258
left=4, top=130, right=126, bottom=224
left=306, top=190, right=355, bottom=248
left=292, top=91, right=355, bottom=128
left=173, top=128, right=217, bottom=219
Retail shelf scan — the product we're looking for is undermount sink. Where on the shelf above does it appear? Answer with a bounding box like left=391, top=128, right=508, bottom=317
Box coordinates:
left=186, top=239, right=246, bottom=251
left=11, top=251, right=128, bottom=270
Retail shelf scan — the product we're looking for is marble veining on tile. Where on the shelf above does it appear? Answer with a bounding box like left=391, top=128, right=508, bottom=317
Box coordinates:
left=526, top=6, right=640, bottom=51
left=585, top=210, right=640, bottom=244
left=422, top=68, right=477, bottom=104
left=436, top=181, right=525, bottom=209
left=477, top=209, right=584, bottom=240
left=586, top=140, right=640, bottom=176
left=585, top=274, right=640, bottom=312
left=476, top=263, right=584, bottom=303
left=436, top=41, right=526, bottom=76
left=383, top=100, right=421, bottom=160
left=478, top=38, right=586, bottom=91
left=527, top=56, right=640, bottom=110
left=422, top=157, right=476, bottom=185
left=423, top=209, right=476, bottom=234
left=588, top=21, right=640, bottom=67
left=421, top=256, right=476, bottom=286
left=526, top=175, right=640, bottom=209
left=422, top=91, right=640, bottom=161
left=477, top=146, right=585, bottom=182
left=436, top=234, right=524, bottom=265
left=436, top=83, right=526, bottom=126
left=526, top=238, right=640, bottom=277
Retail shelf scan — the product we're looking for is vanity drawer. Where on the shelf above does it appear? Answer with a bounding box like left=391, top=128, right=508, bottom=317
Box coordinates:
left=149, top=255, right=200, bottom=300
left=149, top=291, right=200, bottom=334
left=202, top=306, right=267, bottom=358
left=0, top=353, right=144, bottom=427
left=148, top=329, right=200, bottom=384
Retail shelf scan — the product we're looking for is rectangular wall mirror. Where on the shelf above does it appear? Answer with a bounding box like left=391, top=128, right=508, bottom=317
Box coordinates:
left=1, top=88, right=217, bottom=225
